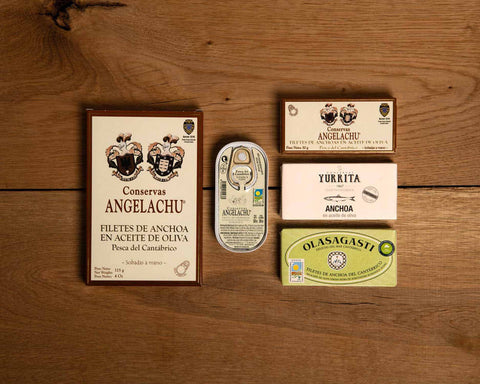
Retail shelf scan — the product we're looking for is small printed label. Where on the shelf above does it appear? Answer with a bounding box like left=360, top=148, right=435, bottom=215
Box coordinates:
left=327, top=251, right=347, bottom=270
left=253, top=188, right=264, bottom=206
left=379, top=240, right=395, bottom=256
left=231, top=166, right=253, bottom=184
left=362, top=186, right=379, bottom=203
left=289, top=259, right=304, bottom=283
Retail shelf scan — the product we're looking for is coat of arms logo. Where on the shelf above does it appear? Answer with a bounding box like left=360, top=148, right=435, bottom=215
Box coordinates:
left=379, top=103, right=390, bottom=117
left=183, top=119, right=195, bottom=135
left=147, top=134, right=185, bottom=181
left=106, top=133, right=143, bottom=181
left=340, top=103, right=358, bottom=126
left=320, top=103, right=338, bottom=126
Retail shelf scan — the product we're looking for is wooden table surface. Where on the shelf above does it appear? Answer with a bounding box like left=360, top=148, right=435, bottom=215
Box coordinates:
left=1, top=1, right=479, bottom=383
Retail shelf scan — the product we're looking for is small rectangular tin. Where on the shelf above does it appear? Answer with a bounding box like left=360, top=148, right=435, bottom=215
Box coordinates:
left=281, top=98, right=396, bottom=153
left=282, top=163, right=397, bottom=220
left=281, top=228, right=397, bottom=286
left=215, top=142, right=268, bottom=252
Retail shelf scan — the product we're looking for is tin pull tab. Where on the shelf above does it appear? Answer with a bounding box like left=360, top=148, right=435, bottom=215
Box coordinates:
left=227, top=147, right=257, bottom=191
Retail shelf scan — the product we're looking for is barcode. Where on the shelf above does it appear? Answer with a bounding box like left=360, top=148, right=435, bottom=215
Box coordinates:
left=220, top=181, right=227, bottom=199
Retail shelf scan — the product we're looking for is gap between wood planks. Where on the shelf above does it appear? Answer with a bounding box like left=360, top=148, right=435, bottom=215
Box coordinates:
left=1, top=186, right=479, bottom=192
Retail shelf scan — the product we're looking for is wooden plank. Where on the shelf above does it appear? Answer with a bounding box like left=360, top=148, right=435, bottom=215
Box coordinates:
left=0, top=188, right=478, bottom=383
left=1, top=1, right=479, bottom=188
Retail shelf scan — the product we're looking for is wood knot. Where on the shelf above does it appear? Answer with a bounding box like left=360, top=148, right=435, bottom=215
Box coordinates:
left=41, top=0, right=126, bottom=31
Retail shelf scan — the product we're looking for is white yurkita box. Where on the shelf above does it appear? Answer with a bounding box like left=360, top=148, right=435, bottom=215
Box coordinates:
left=282, top=163, right=397, bottom=220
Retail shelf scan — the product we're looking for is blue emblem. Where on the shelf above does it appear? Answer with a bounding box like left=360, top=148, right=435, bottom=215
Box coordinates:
left=183, top=119, right=195, bottom=135
left=379, top=103, right=390, bottom=117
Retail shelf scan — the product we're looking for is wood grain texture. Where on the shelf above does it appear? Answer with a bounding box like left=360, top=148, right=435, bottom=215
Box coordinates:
left=0, top=189, right=479, bottom=383
left=0, top=0, right=479, bottom=188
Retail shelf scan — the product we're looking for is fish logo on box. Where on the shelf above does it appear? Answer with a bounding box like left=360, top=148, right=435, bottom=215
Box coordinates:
left=289, top=259, right=304, bottom=283
left=147, top=134, right=185, bottom=182
left=106, top=133, right=143, bottom=181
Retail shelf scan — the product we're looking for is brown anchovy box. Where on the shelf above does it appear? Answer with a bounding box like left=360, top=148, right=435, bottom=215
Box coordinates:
left=281, top=98, right=396, bottom=154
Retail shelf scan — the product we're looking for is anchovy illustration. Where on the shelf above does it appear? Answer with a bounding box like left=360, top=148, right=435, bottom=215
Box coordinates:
left=324, top=194, right=355, bottom=202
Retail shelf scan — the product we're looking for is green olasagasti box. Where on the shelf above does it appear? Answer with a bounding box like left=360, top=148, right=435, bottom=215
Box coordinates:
left=281, top=229, right=396, bottom=286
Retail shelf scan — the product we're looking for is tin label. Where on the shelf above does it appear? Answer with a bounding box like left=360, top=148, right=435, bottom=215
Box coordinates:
left=281, top=229, right=396, bottom=286
left=283, top=99, right=395, bottom=153
left=216, top=144, right=268, bottom=252
left=88, top=112, right=201, bottom=284
left=289, top=259, right=304, bottom=283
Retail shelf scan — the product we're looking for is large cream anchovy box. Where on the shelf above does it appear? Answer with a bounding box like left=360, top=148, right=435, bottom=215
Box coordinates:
left=282, top=163, right=397, bottom=220
left=281, top=98, right=396, bottom=153
left=87, top=110, right=203, bottom=286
